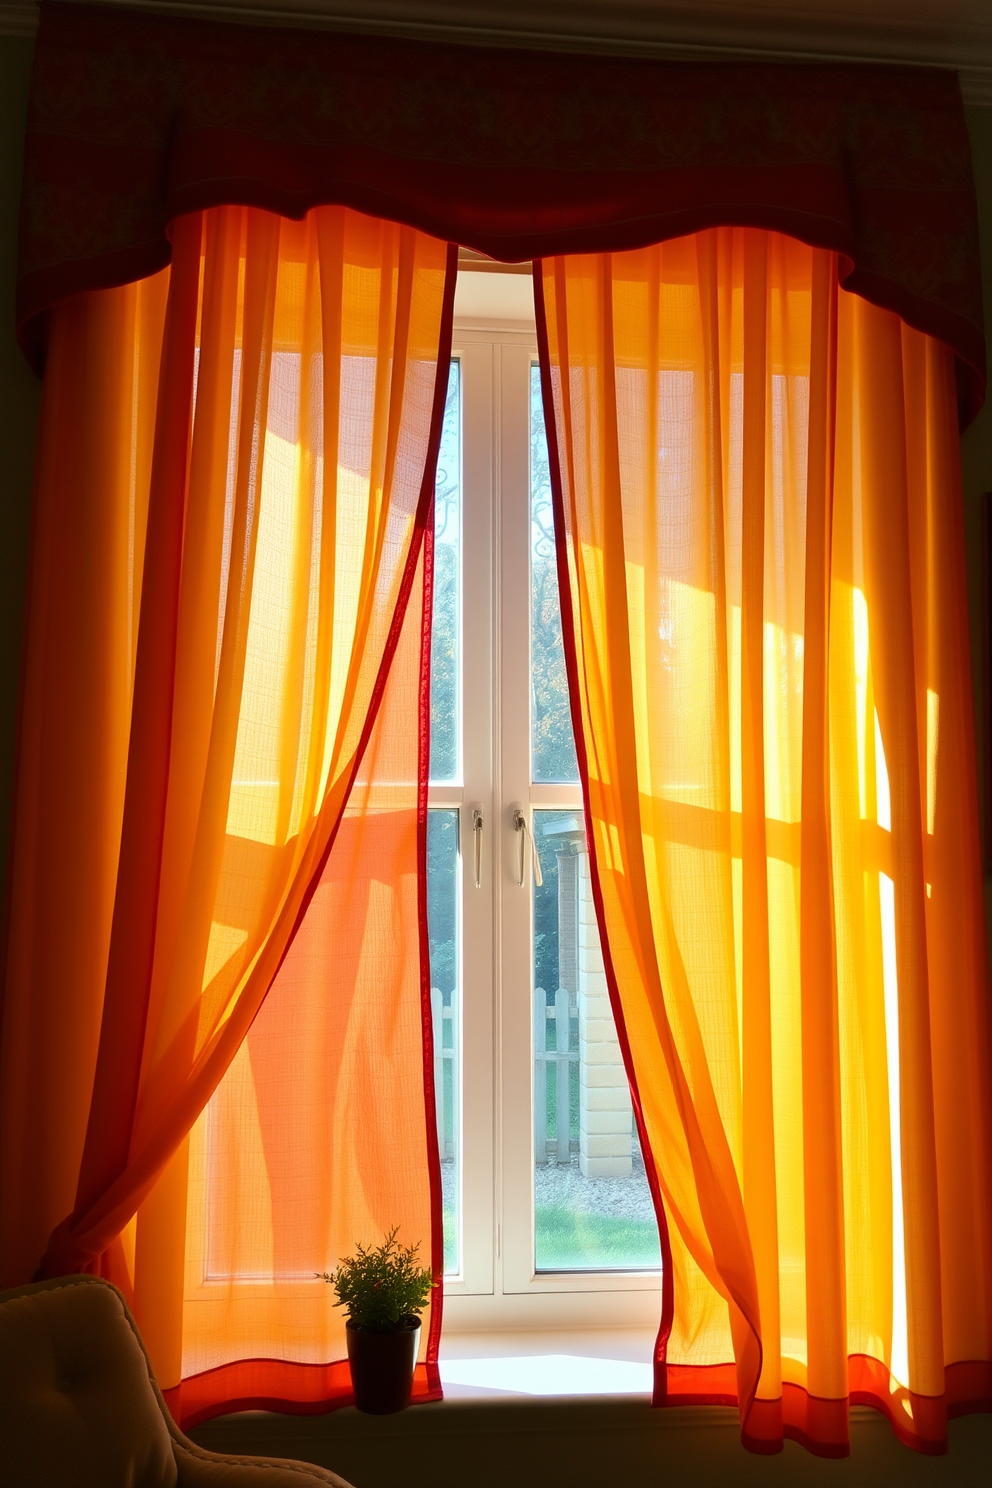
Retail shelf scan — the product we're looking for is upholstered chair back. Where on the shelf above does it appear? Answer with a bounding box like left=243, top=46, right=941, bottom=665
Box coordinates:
left=0, top=1276, right=177, bottom=1487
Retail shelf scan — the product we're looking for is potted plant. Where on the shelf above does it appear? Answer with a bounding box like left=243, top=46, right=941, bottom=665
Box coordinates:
left=318, top=1227, right=436, bottom=1415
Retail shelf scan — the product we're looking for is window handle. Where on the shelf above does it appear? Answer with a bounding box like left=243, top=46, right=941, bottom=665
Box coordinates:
left=472, top=806, right=484, bottom=889
left=512, top=805, right=543, bottom=889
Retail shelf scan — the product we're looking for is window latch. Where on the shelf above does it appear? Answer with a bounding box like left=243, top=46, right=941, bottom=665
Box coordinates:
left=472, top=806, right=484, bottom=889
left=512, top=805, right=543, bottom=889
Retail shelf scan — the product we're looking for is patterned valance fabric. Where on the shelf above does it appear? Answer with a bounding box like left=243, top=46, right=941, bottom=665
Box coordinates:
left=17, top=2, right=986, bottom=422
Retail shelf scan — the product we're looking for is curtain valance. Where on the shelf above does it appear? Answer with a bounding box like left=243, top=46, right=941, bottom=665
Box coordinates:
left=17, top=2, right=986, bottom=423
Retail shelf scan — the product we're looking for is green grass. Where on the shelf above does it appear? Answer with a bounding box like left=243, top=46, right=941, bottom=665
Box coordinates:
left=535, top=1206, right=661, bottom=1272
left=442, top=1199, right=661, bottom=1275
left=442, top=1199, right=457, bottom=1276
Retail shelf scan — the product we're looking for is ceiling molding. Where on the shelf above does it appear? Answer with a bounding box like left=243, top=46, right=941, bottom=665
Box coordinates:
left=1, top=0, right=989, bottom=104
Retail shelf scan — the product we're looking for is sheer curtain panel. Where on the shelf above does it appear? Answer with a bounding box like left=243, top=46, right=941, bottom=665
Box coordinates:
left=0, top=204, right=455, bottom=1420
left=536, top=229, right=992, bottom=1455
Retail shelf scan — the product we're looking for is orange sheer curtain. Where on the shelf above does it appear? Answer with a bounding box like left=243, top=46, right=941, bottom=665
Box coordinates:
left=537, top=228, right=992, bottom=1455
left=170, top=538, right=437, bottom=1424
left=0, top=205, right=453, bottom=1415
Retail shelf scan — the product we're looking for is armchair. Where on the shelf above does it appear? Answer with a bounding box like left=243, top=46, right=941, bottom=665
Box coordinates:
left=0, top=1275, right=354, bottom=1487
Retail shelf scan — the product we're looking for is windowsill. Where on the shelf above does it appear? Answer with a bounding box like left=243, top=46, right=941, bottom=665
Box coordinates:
left=189, top=1372, right=992, bottom=1488
left=187, top=1333, right=992, bottom=1484
left=436, top=1327, right=656, bottom=1399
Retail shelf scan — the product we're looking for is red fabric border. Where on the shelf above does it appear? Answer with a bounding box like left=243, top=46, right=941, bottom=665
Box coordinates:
left=18, top=3, right=985, bottom=425
left=417, top=507, right=444, bottom=1400
left=416, top=246, right=459, bottom=1403
left=661, top=1357, right=992, bottom=1457
left=160, top=1355, right=989, bottom=1444
left=162, top=1358, right=441, bottom=1433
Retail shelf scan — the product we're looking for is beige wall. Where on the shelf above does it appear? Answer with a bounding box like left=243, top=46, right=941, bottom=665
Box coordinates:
left=0, top=30, right=990, bottom=869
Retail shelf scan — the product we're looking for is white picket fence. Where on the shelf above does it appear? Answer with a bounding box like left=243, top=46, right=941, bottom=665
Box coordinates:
left=430, top=988, right=458, bottom=1161
left=534, top=988, right=579, bottom=1164
left=429, top=985, right=578, bottom=1166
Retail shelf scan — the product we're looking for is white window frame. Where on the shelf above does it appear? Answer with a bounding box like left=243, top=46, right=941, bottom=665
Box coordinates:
left=433, top=313, right=663, bottom=1334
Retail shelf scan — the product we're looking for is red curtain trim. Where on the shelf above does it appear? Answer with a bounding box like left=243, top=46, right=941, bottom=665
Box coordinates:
left=162, top=1359, right=442, bottom=1432
left=416, top=250, right=459, bottom=1401
left=661, top=1358, right=992, bottom=1457
left=162, top=1355, right=990, bottom=1446
left=417, top=519, right=444, bottom=1401
left=18, top=4, right=985, bottom=424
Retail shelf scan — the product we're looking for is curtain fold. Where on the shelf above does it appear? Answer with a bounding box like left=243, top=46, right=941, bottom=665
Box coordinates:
left=0, top=204, right=454, bottom=1416
left=536, top=229, right=992, bottom=1455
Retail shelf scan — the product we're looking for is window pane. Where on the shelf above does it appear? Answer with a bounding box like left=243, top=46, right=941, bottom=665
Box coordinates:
left=530, top=365, right=579, bottom=785
left=430, top=360, right=461, bottom=783
left=532, top=809, right=661, bottom=1272
left=427, top=808, right=460, bottom=1275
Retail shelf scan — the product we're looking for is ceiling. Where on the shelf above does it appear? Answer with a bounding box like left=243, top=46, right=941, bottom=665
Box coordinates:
left=1, top=0, right=990, bottom=102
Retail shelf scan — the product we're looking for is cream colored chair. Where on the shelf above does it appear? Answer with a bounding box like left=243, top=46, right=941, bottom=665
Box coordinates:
left=0, top=1275, right=354, bottom=1487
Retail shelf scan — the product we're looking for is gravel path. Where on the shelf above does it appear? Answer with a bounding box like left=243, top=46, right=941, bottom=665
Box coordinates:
left=439, top=1154, right=656, bottom=1224
left=534, top=1153, right=656, bottom=1221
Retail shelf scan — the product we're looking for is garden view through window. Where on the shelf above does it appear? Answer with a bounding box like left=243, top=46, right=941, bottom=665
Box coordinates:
left=426, top=355, right=661, bottom=1280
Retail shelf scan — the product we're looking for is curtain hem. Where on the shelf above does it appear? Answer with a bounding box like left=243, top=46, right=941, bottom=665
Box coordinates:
left=163, top=1358, right=442, bottom=1432
left=662, top=1358, right=992, bottom=1457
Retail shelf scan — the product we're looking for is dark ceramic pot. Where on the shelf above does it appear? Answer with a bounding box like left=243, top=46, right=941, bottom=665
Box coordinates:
left=346, top=1319, right=421, bottom=1414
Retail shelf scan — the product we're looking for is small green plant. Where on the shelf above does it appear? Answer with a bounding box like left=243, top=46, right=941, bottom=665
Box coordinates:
left=318, top=1227, right=435, bottom=1333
